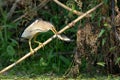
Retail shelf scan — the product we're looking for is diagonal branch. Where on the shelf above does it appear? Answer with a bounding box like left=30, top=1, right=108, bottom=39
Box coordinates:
left=53, top=0, right=91, bottom=17
left=0, top=2, right=103, bottom=74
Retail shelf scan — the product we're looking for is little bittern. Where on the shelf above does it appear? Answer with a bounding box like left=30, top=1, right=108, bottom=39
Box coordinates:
left=21, top=19, right=71, bottom=54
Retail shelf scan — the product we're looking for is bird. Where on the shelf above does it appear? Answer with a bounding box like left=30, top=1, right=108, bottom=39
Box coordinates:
left=21, top=19, right=72, bottom=55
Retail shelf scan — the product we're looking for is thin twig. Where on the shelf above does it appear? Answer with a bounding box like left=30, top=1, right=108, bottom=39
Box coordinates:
left=0, top=2, right=103, bottom=74
left=53, top=0, right=91, bottom=17
left=13, top=13, right=28, bottom=23
left=37, top=0, right=50, bottom=9
left=7, top=0, right=21, bottom=20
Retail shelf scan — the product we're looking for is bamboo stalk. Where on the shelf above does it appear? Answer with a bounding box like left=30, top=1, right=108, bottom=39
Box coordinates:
left=0, top=2, right=103, bottom=74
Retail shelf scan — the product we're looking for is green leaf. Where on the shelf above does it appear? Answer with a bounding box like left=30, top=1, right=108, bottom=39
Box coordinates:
left=116, top=58, right=120, bottom=64
left=52, top=63, right=58, bottom=72
left=10, top=39, right=18, bottom=46
left=59, top=56, right=70, bottom=65
left=39, top=58, right=47, bottom=67
left=97, top=62, right=105, bottom=67
left=109, top=46, right=116, bottom=52
left=7, top=45, right=15, bottom=56
left=104, top=23, right=108, bottom=27
left=103, top=0, right=108, bottom=4
left=102, top=38, right=106, bottom=46
left=10, top=58, right=16, bottom=62
left=6, top=23, right=17, bottom=29
left=98, top=29, right=105, bottom=37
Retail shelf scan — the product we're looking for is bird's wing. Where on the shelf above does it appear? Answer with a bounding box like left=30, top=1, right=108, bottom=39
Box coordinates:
left=29, top=29, right=44, bottom=33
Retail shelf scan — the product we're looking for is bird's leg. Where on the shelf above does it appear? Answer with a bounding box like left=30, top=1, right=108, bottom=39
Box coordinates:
left=29, top=37, right=35, bottom=55
left=33, top=33, right=44, bottom=47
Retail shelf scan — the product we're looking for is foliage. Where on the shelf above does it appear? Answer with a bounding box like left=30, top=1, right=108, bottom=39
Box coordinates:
left=0, top=0, right=120, bottom=78
left=76, top=0, right=120, bottom=75
left=0, top=0, right=76, bottom=75
left=0, top=73, right=120, bottom=80
left=0, top=6, right=18, bottom=67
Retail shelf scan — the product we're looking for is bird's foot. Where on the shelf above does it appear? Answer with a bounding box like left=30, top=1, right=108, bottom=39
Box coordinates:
left=35, top=41, right=44, bottom=48
left=38, top=43, right=44, bottom=47
left=30, top=48, right=35, bottom=55
left=34, top=41, right=44, bottom=47
left=38, top=43, right=45, bottom=50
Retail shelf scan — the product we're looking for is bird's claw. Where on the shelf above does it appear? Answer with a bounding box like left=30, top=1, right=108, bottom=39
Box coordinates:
left=38, top=43, right=44, bottom=47
left=30, top=48, right=35, bottom=55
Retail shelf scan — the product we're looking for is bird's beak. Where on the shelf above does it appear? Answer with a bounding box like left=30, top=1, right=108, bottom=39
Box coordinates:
left=51, top=27, right=73, bottom=42
left=51, top=27, right=58, bottom=35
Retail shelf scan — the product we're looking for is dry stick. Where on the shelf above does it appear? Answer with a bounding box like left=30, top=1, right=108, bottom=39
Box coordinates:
left=53, top=0, right=91, bottom=17
left=13, top=0, right=51, bottom=22
left=0, top=2, right=103, bottom=74
left=7, top=0, right=21, bottom=20
left=13, top=13, right=27, bottom=23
